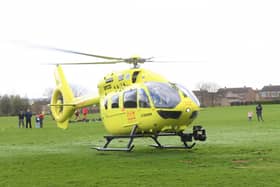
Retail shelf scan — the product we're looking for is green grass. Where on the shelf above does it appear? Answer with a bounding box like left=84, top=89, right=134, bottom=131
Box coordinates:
left=0, top=105, right=280, bottom=187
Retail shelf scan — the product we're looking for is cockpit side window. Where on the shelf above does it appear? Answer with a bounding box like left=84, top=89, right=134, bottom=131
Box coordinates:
left=111, top=94, right=119, bottom=108
left=123, top=89, right=137, bottom=108
left=138, top=88, right=150, bottom=108
left=175, top=83, right=200, bottom=106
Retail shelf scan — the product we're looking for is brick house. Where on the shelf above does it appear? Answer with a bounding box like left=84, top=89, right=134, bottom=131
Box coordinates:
left=193, top=90, right=216, bottom=107
left=258, top=85, right=280, bottom=101
left=216, top=87, right=257, bottom=106
left=194, top=87, right=257, bottom=107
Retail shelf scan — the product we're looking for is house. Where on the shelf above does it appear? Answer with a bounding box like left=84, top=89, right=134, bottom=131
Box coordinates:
left=193, top=90, right=216, bottom=107
left=216, top=87, right=257, bottom=106
left=258, top=85, right=280, bottom=101
left=194, top=87, right=257, bottom=107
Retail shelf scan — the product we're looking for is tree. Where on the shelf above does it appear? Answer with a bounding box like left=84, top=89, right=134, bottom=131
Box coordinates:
left=70, top=84, right=89, bottom=97
left=43, top=87, right=54, bottom=102
left=0, top=95, right=30, bottom=116
left=0, top=95, right=12, bottom=115
left=10, top=95, right=30, bottom=115
left=196, top=81, right=220, bottom=93
left=43, top=84, right=89, bottom=101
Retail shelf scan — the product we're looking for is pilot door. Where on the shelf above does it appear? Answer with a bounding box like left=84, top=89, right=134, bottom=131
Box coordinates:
left=122, top=89, right=139, bottom=130
left=136, top=88, right=154, bottom=132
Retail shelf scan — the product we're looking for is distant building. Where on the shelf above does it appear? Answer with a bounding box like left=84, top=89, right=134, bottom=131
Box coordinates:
left=216, top=87, right=257, bottom=106
left=258, top=85, right=280, bottom=101
left=193, top=90, right=216, bottom=107
left=194, top=87, right=257, bottom=107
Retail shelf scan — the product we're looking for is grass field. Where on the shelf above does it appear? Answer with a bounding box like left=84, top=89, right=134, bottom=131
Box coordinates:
left=0, top=105, right=280, bottom=187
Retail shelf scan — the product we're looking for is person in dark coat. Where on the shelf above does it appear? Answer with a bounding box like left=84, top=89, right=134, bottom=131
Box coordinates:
left=256, top=103, right=264, bottom=122
left=25, top=109, right=33, bottom=128
left=18, top=110, right=25, bottom=128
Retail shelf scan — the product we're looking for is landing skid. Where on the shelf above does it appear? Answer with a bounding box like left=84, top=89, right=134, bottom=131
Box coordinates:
left=95, top=125, right=206, bottom=152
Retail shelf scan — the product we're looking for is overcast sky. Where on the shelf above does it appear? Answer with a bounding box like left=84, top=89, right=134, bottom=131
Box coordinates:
left=0, top=0, right=280, bottom=98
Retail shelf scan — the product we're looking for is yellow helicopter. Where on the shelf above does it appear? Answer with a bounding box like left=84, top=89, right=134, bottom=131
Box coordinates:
left=49, top=48, right=206, bottom=151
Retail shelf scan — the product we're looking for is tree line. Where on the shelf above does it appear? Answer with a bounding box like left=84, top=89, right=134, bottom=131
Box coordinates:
left=0, top=95, right=50, bottom=116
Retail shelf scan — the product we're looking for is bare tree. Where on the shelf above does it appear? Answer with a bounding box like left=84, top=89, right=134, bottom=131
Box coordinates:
left=196, top=81, right=220, bottom=93
left=43, top=87, right=54, bottom=102
left=43, top=84, right=89, bottom=101
left=70, top=84, right=89, bottom=97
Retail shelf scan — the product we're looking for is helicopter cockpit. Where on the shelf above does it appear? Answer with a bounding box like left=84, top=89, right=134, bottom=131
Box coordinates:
left=145, top=82, right=200, bottom=108
left=145, top=82, right=180, bottom=108
left=104, top=81, right=200, bottom=110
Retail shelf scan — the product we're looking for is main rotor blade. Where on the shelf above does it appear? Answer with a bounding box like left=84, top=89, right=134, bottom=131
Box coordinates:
left=12, top=40, right=124, bottom=60
left=149, top=60, right=206, bottom=63
left=48, top=60, right=125, bottom=65
left=38, top=46, right=124, bottom=60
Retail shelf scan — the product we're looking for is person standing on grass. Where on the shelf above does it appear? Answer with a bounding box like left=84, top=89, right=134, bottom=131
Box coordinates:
left=82, top=107, right=89, bottom=121
left=18, top=110, right=25, bottom=128
left=39, top=112, right=44, bottom=128
left=247, top=111, right=253, bottom=121
left=256, top=103, right=264, bottom=122
left=74, top=109, right=81, bottom=121
left=25, top=109, right=33, bottom=128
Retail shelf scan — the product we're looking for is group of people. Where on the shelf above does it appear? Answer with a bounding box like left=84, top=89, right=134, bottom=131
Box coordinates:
left=247, top=103, right=264, bottom=122
left=18, top=109, right=44, bottom=128
left=74, top=107, right=89, bottom=121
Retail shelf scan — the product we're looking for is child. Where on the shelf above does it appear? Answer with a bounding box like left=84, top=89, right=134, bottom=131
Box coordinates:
left=247, top=111, right=253, bottom=121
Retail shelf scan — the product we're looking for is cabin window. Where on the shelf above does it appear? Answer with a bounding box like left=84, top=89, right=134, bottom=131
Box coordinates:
left=138, top=89, right=150, bottom=108
left=111, top=94, right=119, bottom=108
left=125, top=74, right=130, bottom=80
left=104, top=85, right=111, bottom=90
left=105, top=77, right=113, bottom=83
left=104, top=98, right=108, bottom=110
left=123, top=89, right=137, bottom=108
left=118, top=75, right=124, bottom=81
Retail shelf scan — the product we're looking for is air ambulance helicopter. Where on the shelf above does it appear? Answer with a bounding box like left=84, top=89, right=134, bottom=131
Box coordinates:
left=49, top=47, right=206, bottom=151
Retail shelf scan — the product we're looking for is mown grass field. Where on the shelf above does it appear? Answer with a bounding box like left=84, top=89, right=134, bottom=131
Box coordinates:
left=0, top=105, right=280, bottom=187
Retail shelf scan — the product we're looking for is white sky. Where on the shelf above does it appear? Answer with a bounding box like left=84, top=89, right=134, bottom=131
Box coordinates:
left=0, top=0, right=280, bottom=98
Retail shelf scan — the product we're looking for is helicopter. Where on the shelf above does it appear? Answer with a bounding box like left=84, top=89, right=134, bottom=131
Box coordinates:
left=49, top=47, right=207, bottom=151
